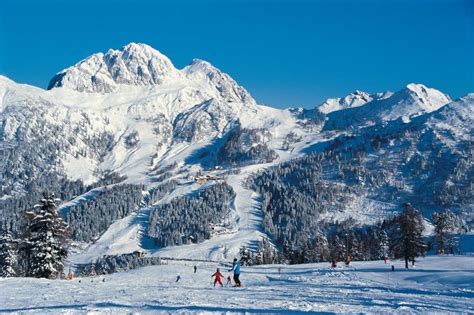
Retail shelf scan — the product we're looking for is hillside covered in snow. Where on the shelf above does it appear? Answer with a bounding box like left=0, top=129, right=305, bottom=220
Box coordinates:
left=0, top=43, right=473, bottom=265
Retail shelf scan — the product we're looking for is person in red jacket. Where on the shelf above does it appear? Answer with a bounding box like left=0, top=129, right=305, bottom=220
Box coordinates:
left=211, top=268, right=224, bottom=287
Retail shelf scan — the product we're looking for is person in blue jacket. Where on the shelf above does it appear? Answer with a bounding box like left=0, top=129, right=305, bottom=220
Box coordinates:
left=228, top=258, right=242, bottom=287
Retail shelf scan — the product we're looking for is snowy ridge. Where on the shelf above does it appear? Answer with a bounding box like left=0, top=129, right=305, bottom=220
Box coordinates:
left=324, top=83, right=451, bottom=129
left=316, top=90, right=392, bottom=114
left=183, top=59, right=255, bottom=104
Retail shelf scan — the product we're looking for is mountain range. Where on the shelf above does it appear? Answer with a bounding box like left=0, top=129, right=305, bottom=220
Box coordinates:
left=0, top=43, right=472, bottom=262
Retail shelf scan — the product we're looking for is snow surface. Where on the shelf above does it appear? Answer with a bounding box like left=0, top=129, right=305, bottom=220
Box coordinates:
left=1, top=256, right=473, bottom=314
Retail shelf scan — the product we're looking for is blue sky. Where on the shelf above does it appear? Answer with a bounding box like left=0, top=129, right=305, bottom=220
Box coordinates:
left=0, top=0, right=472, bottom=108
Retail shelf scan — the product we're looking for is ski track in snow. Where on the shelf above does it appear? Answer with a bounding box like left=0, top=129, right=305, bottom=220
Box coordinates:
left=1, top=256, right=473, bottom=314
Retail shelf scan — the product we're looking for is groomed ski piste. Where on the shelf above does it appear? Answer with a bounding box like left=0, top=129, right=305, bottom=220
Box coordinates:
left=1, top=256, right=473, bottom=314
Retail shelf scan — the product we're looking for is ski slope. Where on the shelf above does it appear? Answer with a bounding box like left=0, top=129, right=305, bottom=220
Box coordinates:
left=72, top=165, right=271, bottom=263
left=152, top=168, right=268, bottom=261
left=1, top=256, right=473, bottom=314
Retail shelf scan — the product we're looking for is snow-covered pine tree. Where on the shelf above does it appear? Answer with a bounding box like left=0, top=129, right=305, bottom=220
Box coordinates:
left=329, top=235, right=346, bottom=262
left=260, top=237, right=277, bottom=264
left=0, top=231, right=17, bottom=277
left=282, top=240, right=296, bottom=264
left=21, top=192, right=70, bottom=279
left=312, top=234, right=329, bottom=262
left=393, top=203, right=427, bottom=269
left=377, top=228, right=390, bottom=260
left=432, top=210, right=462, bottom=255
left=239, top=246, right=252, bottom=266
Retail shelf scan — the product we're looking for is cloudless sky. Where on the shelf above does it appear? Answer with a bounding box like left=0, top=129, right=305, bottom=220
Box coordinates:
left=0, top=0, right=472, bottom=108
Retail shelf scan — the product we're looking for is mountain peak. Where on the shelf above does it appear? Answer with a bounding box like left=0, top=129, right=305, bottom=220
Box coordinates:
left=393, top=83, right=451, bottom=111
left=183, top=58, right=255, bottom=104
left=122, top=42, right=152, bottom=51
left=48, top=43, right=179, bottom=93
left=184, top=58, right=218, bottom=75
left=316, top=90, right=391, bottom=114
left=323, top=83, right=453, bottom=130
left=118, top=42, right=172, bottom=63
left=46, top=43, right=255, bottom=105
left=189, top=58, right=212, bottom=66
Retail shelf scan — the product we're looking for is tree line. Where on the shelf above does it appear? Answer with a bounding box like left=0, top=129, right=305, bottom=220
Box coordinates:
left=147, top=182, right=236, bottom=247
left=239, top=205, right=464, bottom=269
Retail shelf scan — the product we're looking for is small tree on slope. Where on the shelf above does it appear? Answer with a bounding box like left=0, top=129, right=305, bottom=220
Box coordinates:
left=21, top=192, right=70, bottom=279
left=393, top=203, right=427, bottom=269
left=0, top=231, right=17, bottom=277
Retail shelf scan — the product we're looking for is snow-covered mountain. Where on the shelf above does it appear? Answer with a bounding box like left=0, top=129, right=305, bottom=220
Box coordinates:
left=48, top=43, right=181, bottom=93
left=324, top=83, right=451, bottom=130
left=48, top=43, right=254, bottom=105
left=1, top=43, right=472, bottom=263
left=322, top=93, right=473, bottom=217
left=316, top=90, right=393, bottom=114
left=0, top=43, right=270, bottom=184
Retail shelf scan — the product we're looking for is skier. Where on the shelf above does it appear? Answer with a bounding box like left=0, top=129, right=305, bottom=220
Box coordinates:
left=225, top=275, right=232, bottom=286
left=211, top=268, right=224, bottom=287
left=194, top=265, right=197, bottom=273
left=228, top=258, right=242, bottom=287
left=176, top=275, right=181, bottom=282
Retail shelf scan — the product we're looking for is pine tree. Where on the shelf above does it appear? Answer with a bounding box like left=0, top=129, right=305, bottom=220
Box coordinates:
left=283, top=240, right=295, bottom=264
left=313, top=234, right=329, bottom=262
left=377, top=228, right=390, bottom=260
left=329, top=235, right=346, bottom=262
left=432, top=210, right=461, bottom=255
left=21, top=192, right=70, bottom=279
left=260, top=238, right=277, bottom=264
left=0, top=231, right=17, bottom=277
left=393, top=203, right=427, bottom=269
left=239, top=246, right=252, bottom=266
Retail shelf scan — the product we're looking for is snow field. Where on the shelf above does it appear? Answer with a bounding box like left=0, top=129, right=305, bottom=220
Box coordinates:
left=1, top=256, right=473, bottom=314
